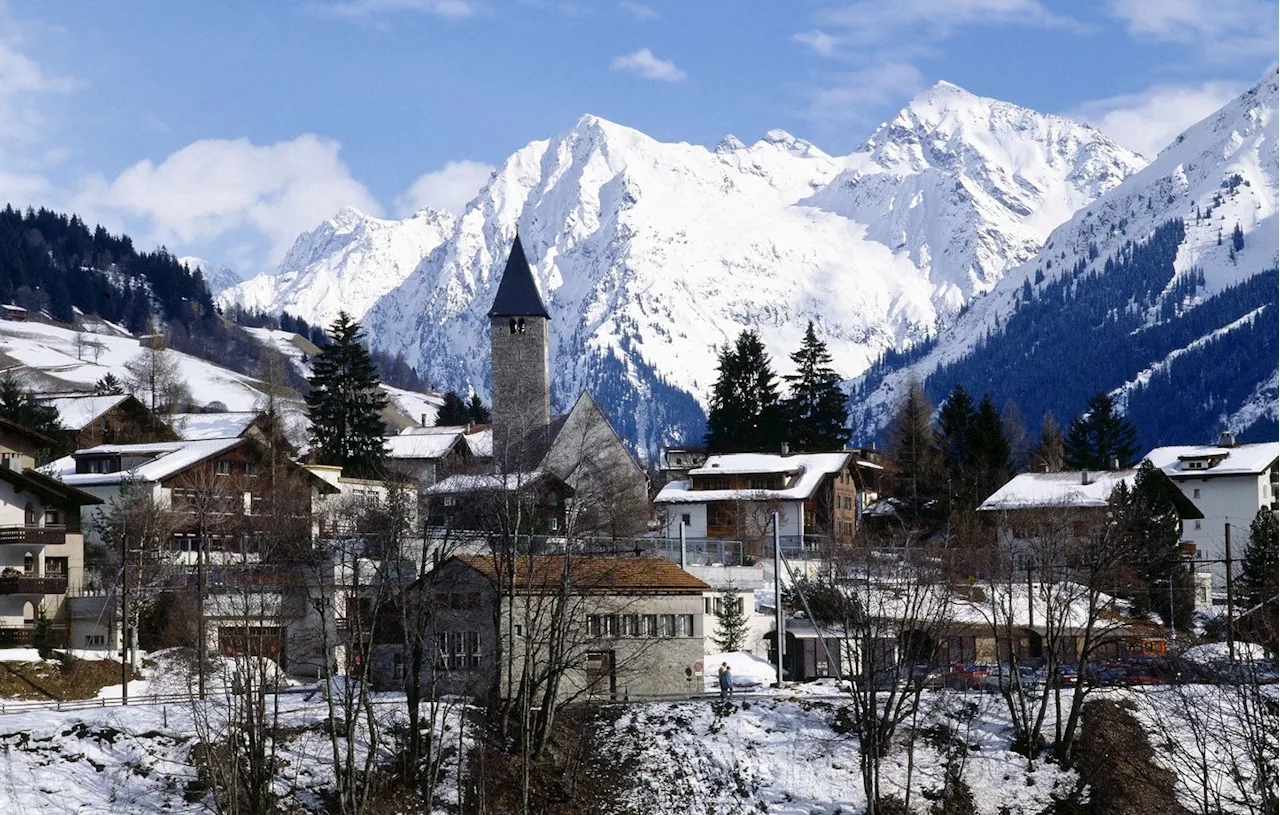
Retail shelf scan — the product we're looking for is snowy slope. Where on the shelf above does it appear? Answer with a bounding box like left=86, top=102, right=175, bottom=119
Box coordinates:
left=218, top=206, right=456, bottom=326
left=357, top=87, right=1139, bottom=452
left=853, top=70, right=1279, bottom=437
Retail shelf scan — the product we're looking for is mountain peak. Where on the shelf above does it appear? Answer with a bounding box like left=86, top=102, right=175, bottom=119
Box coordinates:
left=327, top=206, right=371, bottom=231
left=756, top=129, right=827, bottom=158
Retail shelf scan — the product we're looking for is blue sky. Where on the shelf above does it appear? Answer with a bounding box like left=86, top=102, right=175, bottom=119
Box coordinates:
left=1, top=0, right=1275, bottom=276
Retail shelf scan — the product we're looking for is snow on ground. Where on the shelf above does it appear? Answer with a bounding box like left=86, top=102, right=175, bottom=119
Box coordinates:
left=1179, top=641, right=1270, bottom=664
left=705, top=650, right=780, bottom=693
left=601, top=690, right=1076, bottom=815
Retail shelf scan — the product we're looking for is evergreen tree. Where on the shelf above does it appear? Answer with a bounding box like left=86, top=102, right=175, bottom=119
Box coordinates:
left=937, top=384, right=976, bottom=510
left=1030, top=412, right=1065, bottom=472
left=0, top=372, right=61, bottom=438
left=1001, top=399, right=1031, bottom=473
left=886, top=378, right=942, bottom=526
left=781, top=321, right=850, bottom=451
left=305, top=311, right=389, bottom=478
left=1063, top=392, right=1140, bottom=470
left=467, top=394, right=491, bottom=425
left=1114, top=461, right=1195, bottom=630
left=970, top=394, right=1012, bottom=506
left=1239, top=507, right=1279, bottom=608
left=1231, top=222, right=1245, bottom=252
left=435, top=391, right=470, bottom=426
left=94, top=373, right=125, bottom=395
left=704, top=330, right=783, bottom=453
left=712, top=585, right=749, bottom=652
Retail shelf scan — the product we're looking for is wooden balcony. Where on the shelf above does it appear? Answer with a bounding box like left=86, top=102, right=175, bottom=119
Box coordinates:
left=0, top=575, right=68, bottom=595
left=0, top=525, right=66, bottom=546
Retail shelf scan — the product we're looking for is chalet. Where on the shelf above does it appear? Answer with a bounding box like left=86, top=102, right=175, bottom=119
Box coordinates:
left=384, top=425, right=484, bottom=486
left=657, top=445, right=708, bottom=485
left=1, top=304, right=27, bottom=321
left=168, top=410, right=297, bottom=455
left=422, top=470, right=573, bottom=534
left=44, top=393, right=177, bottom=452
left=1145, top=435, right=1279, bottom=588
left=375, top=555, right=710, bottom=700
left=654, top=451, right=876, bottom=554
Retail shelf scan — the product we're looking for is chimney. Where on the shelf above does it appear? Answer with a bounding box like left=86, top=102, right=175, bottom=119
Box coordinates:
left=1081, top=469, right=1090, bottom=486
left=466, top=422, right=473, bottom=434
left=421, top=413, right=427, bottom=427
left=1109, top=457, right=1119, bottom=471
left=1219, top=431, right=1236, bottom=448
left=781, top=442, right=790, bottom=456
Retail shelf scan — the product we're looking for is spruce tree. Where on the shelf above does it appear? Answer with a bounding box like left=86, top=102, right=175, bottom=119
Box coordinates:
left=467, top=394, right=491, bottom=424
left=1116, top=461, right=1194, bottom=630
left=782, top=321, right=850, bottom=451
left=1239, top=507, right=1279, bottom=608
left=886, top=378, right=942, bottom=526
left=1063, top=392, right=1140, bottom=470
left=712, top=585, right=749, bottom=652
left=94, top=373, right=125, bottom=396
left=305, top=311, right=389, bottom=478
left=1030, top=412, right=1065, bottom=472
left=435, top=391, right=470, bottom=425
left=704, top=330, right=783, bottom=453
left=938, top=384, right=976, bottom=510
left=970, top=394, right=1012, bottom=506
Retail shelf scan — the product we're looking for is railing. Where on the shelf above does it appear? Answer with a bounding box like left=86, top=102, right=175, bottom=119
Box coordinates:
left=0, top=575, right=68, bottom=594
left=0, top=525, right=66, bottom=545
left=0, top=626, right=35, bottom=646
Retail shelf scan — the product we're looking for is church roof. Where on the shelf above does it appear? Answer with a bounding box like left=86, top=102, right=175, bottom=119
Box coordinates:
left=487, top=234, right=551, bottom=319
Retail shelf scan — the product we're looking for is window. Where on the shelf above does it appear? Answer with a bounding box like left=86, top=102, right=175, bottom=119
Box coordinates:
left=586, top=615, right=618, bottom=637
left=215, top=460, right=231, bottom=476
left=246, top=462, right=259, bottom=477
left=45, top=557, right=67, bottom=576
left=43, top=508, right=59, bottom=526
left=681, top=513, right=691, bottom=526
left=621, top=614, right=639, bottom=636
left=465, top=632, right=481, bottom=667
left=1193, top=488, right=1201, bottom=498
left=643, top=614, right=658, bottom=637
left=680, top=615, right=694, bottom=637
left=549, top=517, right=559, bottom=531
left=1194, top=520, right=1202, bottom=530
left=705, top=597, right=712, bottom=614
left=84, top=634, right=105, bottom=647
left=661, top=614, right=676, bottom=638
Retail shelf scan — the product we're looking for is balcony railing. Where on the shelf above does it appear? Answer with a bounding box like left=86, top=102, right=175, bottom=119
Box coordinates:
left=0, top=525, right=66, bottom=546
left=0, top=626, right=35, bottom=646
left=0, top=575, right=68, bottom=594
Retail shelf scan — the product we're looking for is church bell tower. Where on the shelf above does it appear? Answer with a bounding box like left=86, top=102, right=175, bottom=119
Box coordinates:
left=488, top=234, right=551, bottom=459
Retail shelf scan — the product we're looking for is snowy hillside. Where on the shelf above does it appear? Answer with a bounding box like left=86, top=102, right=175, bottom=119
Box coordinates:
left=219, top=206, right=457, bottom=326
left=351, top=85, right=1139, bottom=452
left=853, top=70, right=1279, bottom=444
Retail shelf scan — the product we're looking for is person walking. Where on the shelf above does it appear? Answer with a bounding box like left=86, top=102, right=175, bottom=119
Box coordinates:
left=718, top=662, right=733, bottom=699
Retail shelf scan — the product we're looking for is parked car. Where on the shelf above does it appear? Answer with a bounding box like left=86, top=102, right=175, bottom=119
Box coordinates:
left=936, top=663, right=990, bottom=690
left=978, top=664, right=1040, bottom=692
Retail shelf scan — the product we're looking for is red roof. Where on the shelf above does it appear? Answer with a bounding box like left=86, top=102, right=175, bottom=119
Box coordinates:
left=452, top=554, right=709, bottom=594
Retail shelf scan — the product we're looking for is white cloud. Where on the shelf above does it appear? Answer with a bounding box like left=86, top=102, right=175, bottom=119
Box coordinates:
left=802, top=62, right=926, bottom=125
left=611, top=48, right=686, bottom=82
left=618, top=2, right=658, bottom=20
left=792, top=29, right=840, bottom=57
left=0, top=39, right=75, bottom=144
left=1070, top=81, right=1243, bottom=159
left=320, top=0, right=475, bottom=19
left=395, top=159, right=494, bottom=216
left=818, top=0, right=1074, bottom=45
left=1108, top=0, right=1277, bottom=59
left=72, top=135, right=381, bottom=267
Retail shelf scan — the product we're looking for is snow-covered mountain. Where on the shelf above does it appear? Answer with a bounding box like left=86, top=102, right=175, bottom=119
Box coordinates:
left=218, top=206, right=456, bottom=327
left=852, top=70, right=1279, bottom=444
left=178, top=256, right=242, bottom=295
left=352, top=83, right=1141, bottom=452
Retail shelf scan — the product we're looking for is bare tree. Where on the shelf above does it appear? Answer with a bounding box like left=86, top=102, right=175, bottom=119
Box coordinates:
left=124, top=342, right=192, bottom=414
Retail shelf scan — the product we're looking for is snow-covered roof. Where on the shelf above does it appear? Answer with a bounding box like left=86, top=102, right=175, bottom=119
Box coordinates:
left=399, top=425, right=468, bottom=436
left=978, top=470, right=1136, bottom=511
left=44, top=438, right=245, bottom=486
left=465, top=428, right=493, bottom=458
left=424, top=471, right=548, bottom=495
left=1145, top=442, right=1279, bottom=477
left=656, top=452, right=851, bottom=504
left=43, top=394, right=131, bottom=431
left=384, top=432, right=462, bottom=460
left=169, top=412, right=258, bottom=441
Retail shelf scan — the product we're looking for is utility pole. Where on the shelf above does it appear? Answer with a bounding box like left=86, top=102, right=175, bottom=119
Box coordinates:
left=773, top=511, right=784, bottom=688
left=121, top=527, right=129, bottom=706
left=1224, top=521, right=1235, bottom=661
left=678, top=520, right=686, bottom=570
left=1168, top=574, right=1177, bottom=645
left=197, top=531, right=207, bottom=699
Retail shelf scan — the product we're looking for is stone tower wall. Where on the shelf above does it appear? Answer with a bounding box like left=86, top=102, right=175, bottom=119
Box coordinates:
left=489, top=315, right=551, bottom=454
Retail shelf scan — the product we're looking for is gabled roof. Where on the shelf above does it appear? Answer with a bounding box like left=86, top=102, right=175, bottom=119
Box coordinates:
left=168, top=411, right=259, bottom=441
left=1146, top=442, right=1279, bottom=477
left=978, top=469, right=1203, bottom=518
left=43, top=394, right=133, bottom=431
left=447, top=554, right=710, bottom=594
left=0, top=466, right=103, bottom=507
left=0, top=415, right=55, bottom=448
left=423, top=470, right=562, bottom=495
left=487, top=234, right=550, bottom=319
left=655, top=451, right=852, bottom=505
left=45, top=438, right=246, bottom=486
left=384, top=432, right=465, bottom=461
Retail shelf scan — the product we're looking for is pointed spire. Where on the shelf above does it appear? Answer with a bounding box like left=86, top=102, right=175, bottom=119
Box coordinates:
left=488, top=233, right=551, bottom=319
